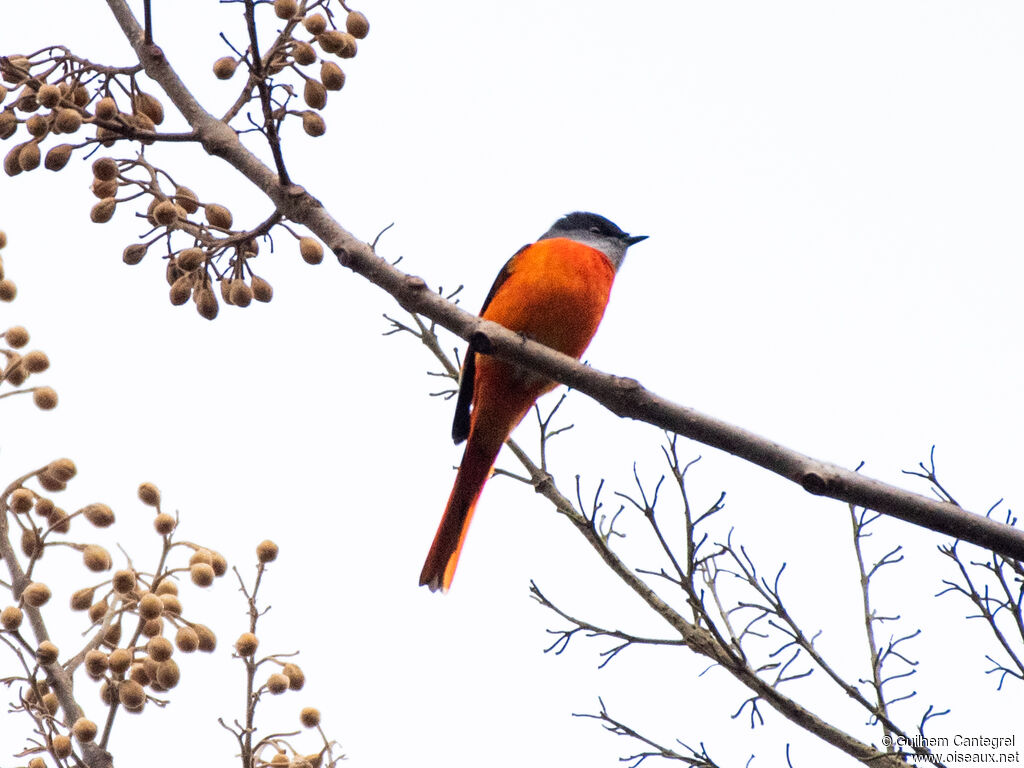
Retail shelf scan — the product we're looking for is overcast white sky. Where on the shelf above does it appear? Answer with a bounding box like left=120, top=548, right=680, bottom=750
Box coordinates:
left=2, top=2, right=1023, bottom=766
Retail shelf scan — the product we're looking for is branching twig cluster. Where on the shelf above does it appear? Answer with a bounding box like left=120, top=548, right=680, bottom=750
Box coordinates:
left=0, top=230, right=344, bottom=767
left=387, top=306, right=1024, bottom=767
left=0, top=0, right=368, bottom=320
left=217, top=541, right=344, bottom=768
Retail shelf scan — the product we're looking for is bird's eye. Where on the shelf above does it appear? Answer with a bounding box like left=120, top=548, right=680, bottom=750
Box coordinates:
left=589, top=226, right=601, bottom=234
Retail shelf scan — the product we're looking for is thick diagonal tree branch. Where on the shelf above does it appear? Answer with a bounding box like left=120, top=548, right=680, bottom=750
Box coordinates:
left=104, top=0, right=1024, bottom=562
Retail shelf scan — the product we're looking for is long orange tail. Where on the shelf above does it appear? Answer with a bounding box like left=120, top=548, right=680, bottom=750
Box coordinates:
left=419, top=434, right=503, bottom=592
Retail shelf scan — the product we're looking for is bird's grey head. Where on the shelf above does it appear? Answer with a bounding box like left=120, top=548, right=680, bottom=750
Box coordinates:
left=539, top=211, right=647, bottom=270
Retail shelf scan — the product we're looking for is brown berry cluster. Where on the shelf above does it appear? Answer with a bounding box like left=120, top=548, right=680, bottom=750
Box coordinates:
left=212, top=2, right=369, bottom=140
left=0, top=50, right=166, bottom=179
left=0, top=230, right=59, bottom=409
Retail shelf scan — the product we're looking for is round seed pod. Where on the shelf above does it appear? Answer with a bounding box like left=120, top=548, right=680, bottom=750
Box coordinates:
left=229, top=280, right=253, bottom=307
left=169, top=274, right=192, bottom=306
left=270, top=753, right=289, bottom=767
left=303, top=79, right=327, bottom=110
left=155, top=580, right=178, bottom=596
left=196, top=287, right=219, bottom=320
left=123, top=243, right=147, bottom=265
left=141, top=617, right=163, bottom=637
left=293, top=41, right=317, bottom=67
left=251, top=276, right=273, bottom=303
left=103, top=621, right=122, bottom=646
left=0, top=111, right=16, bottom=140
left=213, top=57, right=238, bottom=80
left=36, top=83, right=61, bottom=108
left=45, top=457, right=75, bottom=480
left=44, top=143, right=72, bottom=171
left=190, top=562, right=215, bottom=587
left=5, top=326, right=29, bottom=347
left=300, top=707, right=321, bottom=728
left=156, top=658, right=180, bottom=688
left=320, top=61, right=345, bottom=90
left=301, top=111, right=325, bottom=137
left=37, top=473, right=66, bottom=493
left=92, top=156, right=118, bottom=181
left=128, top=662, right=150, bottom=686
left=152, top=200, right=179, bottom=226
left=90, top=198, right=117, bottom=224
left=84, top=649, right=108, bottom=678
left=54, top=108, right=82, bottom=134
left=51, top=734, right=72, bottom=759
left=25, top=115, right=48, bottom=137
left=235, top=632, right=259, bottom=657
left=0, top=111, right=15, bottom=140
left=154, top=512, right=176, bottom=534
left=177, top=247, right=204, bottom=271
left=5, top=361, right=26, bottom=386
left=33, top=386, right=58, bottom=410
left=91, top=177, right=118, bottom=199
left=86, top=596, right=107, bottom=620
left=34, top=497, right=54, bottom=518
left=15, top=85, right=38, bottom=112
left=210, top=551, right=228, bottom=576
left=18, top=141, right=41, bottom=172
left=274, top=0, right=297, bottom=19
left=22, top=581, right=51, bottom=607
left=174, top=185, right=199, bottom=214
left=112, top=568, right=136, bottom=594
left=317, top=30, right=345, bottom=55
left=20, top=527, right=43, bottom=558
left=189, top=548, right=213, bottom=566
left=36, top=640, right=59, bottom=665
left=147, top=635, right=173, bottom=662
left=159, top=594, right=182, bottom=615
left=194, top=623, right=217, bottom=652
left=137, top=482, right=161, bottom=506
left=10, top=487, right=34, bottom=513
left=108, top=648, right=132, bottom=674
left=83, top=545, right=112, bottom=572
left=282, top=662, right=305, bottom=690
left=176, top=625, right=199, bottom=653
left=346, top=11, right=370, bottom=38
left=82, top=502, right=115, bottom=527
left=23, top=350, right=49, bottom=373
left=303, top=13, right=327, bottom=34
left=72, top=717, right=98, bottom=743
left=257, top=540, right=279, bottom=563
left=47, top=507, right=70, bottom=533
left=205, top=203, right=232, bottom=229
left=1, top=605, right=23, bottom=630
left=219, top=277, right=234, bottom=305
left=72, top=85, right=89, bottom=107
left=95, top=96, right=117, bottom=121
left=138, top=592, right=163, bottom=620
left=118, top=679, right=146, bottom=710
left=135, top=92, right=164, bottom=125
left=41, top=692, right=59, bottom=715
left=266, top=673, right=289, bottom=694
left=4, top=146, right=23, bottom=177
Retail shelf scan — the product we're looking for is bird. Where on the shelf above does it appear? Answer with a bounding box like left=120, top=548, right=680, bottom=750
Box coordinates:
left=419, top=211, right=647, bottom=592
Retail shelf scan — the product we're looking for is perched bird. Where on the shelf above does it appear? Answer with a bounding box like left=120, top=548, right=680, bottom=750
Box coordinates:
left=419, top=212, right=647, bottom=592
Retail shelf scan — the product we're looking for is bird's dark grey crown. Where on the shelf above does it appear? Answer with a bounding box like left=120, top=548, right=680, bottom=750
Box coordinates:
left=548, top=211, right=628, bottom=240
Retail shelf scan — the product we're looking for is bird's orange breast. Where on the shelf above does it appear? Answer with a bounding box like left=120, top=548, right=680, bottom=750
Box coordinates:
left=481, top=237, right=616, bottom=359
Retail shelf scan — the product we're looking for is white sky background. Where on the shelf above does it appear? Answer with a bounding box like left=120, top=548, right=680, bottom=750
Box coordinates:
left=2, top=1, right=1023, bottom=766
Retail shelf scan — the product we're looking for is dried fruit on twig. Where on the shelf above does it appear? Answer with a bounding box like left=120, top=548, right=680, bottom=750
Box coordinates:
left=213, top=57, right=238, bottom=80
left=346, top=11, right=370, bottom=39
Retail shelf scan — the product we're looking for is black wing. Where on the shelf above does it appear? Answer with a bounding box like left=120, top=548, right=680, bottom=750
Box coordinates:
left=451, top=244, right=528, bottom=444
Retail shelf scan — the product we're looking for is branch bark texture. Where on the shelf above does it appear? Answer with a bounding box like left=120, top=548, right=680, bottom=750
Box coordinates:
left=105, top=0, right=1024, bottom=563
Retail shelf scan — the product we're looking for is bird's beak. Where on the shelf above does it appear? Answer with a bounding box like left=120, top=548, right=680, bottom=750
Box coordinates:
left=625, top=234, right=648, bottom=246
